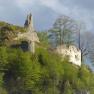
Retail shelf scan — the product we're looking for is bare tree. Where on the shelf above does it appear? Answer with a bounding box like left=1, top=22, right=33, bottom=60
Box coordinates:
left=84, top=32, right=94, bottom=64
left=76, top=23, right=89, bottom=61
left=49, top=15, right=78, bottom=47
left=49, top=15, right=92, bottom=63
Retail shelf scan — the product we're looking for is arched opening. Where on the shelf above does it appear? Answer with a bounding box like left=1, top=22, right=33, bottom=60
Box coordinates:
left=11, top=41, right=29, bottom=51
left=20, top=41, right=29, bottom=51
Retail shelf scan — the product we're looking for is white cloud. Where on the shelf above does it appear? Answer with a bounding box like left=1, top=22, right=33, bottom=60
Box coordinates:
left=15, top=0, right=34, bottom=8
left=0, top=0, right=94, bottom=31
left=36, top=0, right=94, bottom=31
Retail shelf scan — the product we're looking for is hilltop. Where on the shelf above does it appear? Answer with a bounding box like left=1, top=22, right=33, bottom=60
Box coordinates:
left=0, top=15, right=93, bottom=94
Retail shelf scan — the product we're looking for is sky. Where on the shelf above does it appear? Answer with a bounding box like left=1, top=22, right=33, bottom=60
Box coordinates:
left=0, top=0, right=94, bottom=31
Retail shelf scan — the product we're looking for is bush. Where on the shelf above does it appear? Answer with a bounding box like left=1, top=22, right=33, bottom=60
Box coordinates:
left=0, top=47, right=93, bottom=94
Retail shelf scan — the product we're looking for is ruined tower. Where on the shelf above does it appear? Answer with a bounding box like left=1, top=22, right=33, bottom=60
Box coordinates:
left=24, top=13, right=34, bottom=32
left=14, top=13, right=40, bottom=53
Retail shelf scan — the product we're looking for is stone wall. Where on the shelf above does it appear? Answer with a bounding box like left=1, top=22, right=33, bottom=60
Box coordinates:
left=56, top=45, right=81, bottom=66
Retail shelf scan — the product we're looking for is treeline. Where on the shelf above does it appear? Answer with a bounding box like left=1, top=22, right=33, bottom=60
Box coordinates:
left=0, top=47, right=93, bottom=94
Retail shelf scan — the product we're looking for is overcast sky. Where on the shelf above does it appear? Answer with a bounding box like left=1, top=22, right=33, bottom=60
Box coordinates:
left=0, top=0, right=94, bottom=31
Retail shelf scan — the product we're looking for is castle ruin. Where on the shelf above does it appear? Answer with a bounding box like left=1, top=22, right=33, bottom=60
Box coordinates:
left=14, top=13, right=40, bottom=53
left=56, top=45, right=81, bottom=66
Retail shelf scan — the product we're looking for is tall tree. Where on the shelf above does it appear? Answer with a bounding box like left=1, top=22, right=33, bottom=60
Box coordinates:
left=75, top=23, right=90, bottom=62
left=83, top=32, right=94, bottom=64
left=49, top=15, right=78, bottom=47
